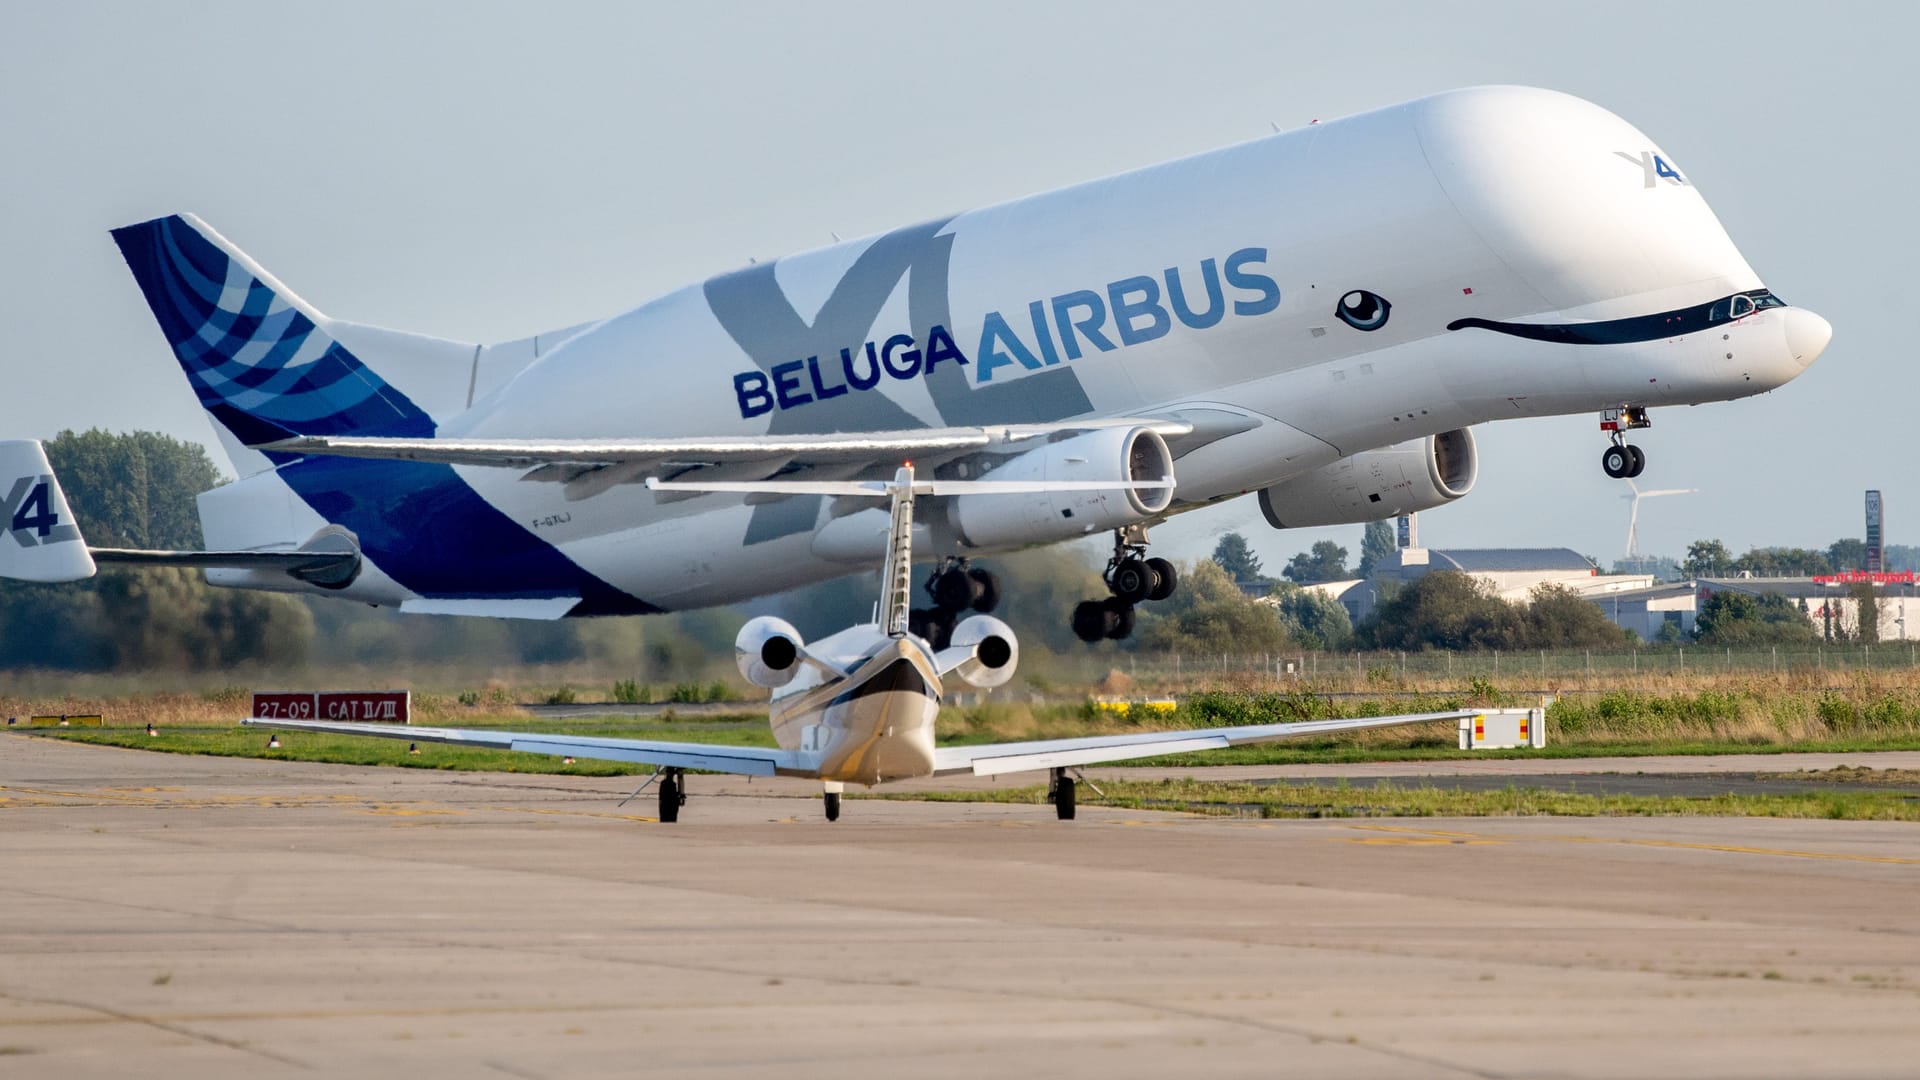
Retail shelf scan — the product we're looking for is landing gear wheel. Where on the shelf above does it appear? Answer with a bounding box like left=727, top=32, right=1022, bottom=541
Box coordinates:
left=908, top=608, right=954, bottom=649
left=824, top=792, right=841, bottom=822
left=932, top=567, right=975, bottom=611
left=1625, top=444, right=1646, bottom=478
left=1073, top=600, right=1115, bottom=643
left=658, top=769, right=683, bottom=824
left=1110, top=558, right=1153, bottom=604
left=1105, top=599, right=1135, bottom=641
left=967, top=568, right=1000, bottom=613
left=1601, top=444, right=1631, bottom=479
left=1051, top=767, right=1077, bottom=820
left=1145, top=557, right=1178, bottom=602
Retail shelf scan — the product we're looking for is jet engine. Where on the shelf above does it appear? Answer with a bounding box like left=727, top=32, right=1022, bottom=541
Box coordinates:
left=941, top=615, right=1019, bottom=689
left=950, top=426, right=1175, bottom=549
left=1257, top=428, right=1477, bottom=529
left=734, top=616, right=805, bottom=688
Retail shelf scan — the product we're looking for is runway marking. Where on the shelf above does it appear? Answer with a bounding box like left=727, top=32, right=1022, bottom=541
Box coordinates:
left=1556, top=835, right=1920, bottom=866
left=1333, top=825, right=1506, bottom=846
left=1331, top=824, right=1920, bottom=865
left=483, top=806, right=660, bottom=823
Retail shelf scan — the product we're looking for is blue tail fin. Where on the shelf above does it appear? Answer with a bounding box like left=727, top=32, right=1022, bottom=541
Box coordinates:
left=111, top=214, right=435, bottom=446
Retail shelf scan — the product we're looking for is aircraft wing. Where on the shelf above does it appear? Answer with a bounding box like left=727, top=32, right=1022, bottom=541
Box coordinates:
left=931, top=710, right=1481, bottom=777
left=254, top=418, right=1191, bottom=500
left=240, top=718, right=812, bottom=777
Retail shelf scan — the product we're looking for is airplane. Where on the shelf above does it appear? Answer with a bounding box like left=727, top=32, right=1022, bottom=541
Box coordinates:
left=13, top=85, right=1828, bottom=646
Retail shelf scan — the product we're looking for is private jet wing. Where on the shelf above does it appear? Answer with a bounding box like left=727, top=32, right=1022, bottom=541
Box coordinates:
left=931, top=710, right=1482, bottom=776
left=243, top=710, right=1480, bottom=781
left=239, top=718, right=814, bottom=776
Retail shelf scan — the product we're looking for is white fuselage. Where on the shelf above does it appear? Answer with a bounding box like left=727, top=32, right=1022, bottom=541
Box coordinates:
left=202, top=85, right=1826, bottom=614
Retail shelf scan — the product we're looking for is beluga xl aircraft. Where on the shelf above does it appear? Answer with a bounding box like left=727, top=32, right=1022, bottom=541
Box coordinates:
left=0, top=440, right=1493, bottom=821
left=11, top=86, right=1827, bottom=645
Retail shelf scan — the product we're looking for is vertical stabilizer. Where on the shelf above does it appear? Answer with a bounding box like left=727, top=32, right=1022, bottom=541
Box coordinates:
left=110, top=214, right=436, bottom=448
left=879, top=466, right=915, bottom=638
left=0, top=441, right=95, bottom=583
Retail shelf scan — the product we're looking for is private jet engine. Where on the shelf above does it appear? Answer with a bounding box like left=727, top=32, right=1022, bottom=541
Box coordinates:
left=734, top=616, right=804, bottom=688
left=1257, top=428, right=1477, bottom=529
left=949, top=426, right=1175, bottom=549
left=942, top=615, right=1018, bottom=688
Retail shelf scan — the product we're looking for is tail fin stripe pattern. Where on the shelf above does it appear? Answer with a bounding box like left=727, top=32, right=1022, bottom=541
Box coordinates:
left=112, top=216, right=434, bottom=440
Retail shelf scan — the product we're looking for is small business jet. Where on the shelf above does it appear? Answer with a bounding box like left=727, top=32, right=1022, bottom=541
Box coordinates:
left=228, top=463, right=1480, bottom=821
left=13, top=86, right=1823, bottom=646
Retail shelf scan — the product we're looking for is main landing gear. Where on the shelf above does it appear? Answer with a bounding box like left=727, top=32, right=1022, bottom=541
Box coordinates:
left=907, top=558, right=999, bottom=649
left=823, top=782, right=843, bottom=822
left=1047, top=767, right=1105, bottom=819
left=1072, top=527, right=1179, bottom=643
left=1600, top=406, right=1650, bottom=479
left=657, top=767, right=686, bottom=823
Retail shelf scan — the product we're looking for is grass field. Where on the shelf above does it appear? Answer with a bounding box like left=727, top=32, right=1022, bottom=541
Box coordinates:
left=879, top=778, right=1920, bottom=822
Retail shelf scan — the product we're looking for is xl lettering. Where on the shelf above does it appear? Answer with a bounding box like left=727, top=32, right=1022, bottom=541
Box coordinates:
left=1614, top=150, right=1687, bottom=188
left=2, top=475, right=77, bottom=547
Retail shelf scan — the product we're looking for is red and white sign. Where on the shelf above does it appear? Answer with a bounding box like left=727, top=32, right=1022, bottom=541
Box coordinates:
left=251, top=691, right=317, bottom=720
left=250, top=691, right=410, bottom=724
left=318, top=691, right=410, bottom=723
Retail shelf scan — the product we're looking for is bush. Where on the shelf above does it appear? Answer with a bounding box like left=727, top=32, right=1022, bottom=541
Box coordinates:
left=612, top=679, right=648, bottom=704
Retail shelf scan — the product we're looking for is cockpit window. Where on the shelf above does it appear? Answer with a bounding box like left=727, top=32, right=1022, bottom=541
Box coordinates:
left=1745, top=289, right=1787, bottom=310
left=1728, top=294, right=1756, bottom=319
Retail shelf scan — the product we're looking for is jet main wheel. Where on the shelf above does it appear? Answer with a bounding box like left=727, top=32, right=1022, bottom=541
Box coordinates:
left=932, top=567, right=975, bottom=611
left=1601, top=444, right=1631, bottom=479
left=1625, top=444, right=1646, bottom=478
left=824, top=792, right=841, bottom=822
left=1105, top=599, right=1135, bottom=641
left=1072, top=599, right=1116, bottom=643
left=1145, top=557, right=1178, bottom=602
left=908, top=607, right=955, bottom=649
left=1052, top=768, right=1077, bottom=820
left=658, top=770, right=682, bottom=824
left=1110, top=558, right=1154, bottom=604
left=967, top=567, right=1000, bottom=613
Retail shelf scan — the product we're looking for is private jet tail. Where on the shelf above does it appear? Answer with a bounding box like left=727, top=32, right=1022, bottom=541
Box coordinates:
left=110, top=214, right=439, bottom=448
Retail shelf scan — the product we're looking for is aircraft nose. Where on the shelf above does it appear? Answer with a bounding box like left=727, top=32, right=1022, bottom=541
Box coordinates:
left=1782, top=307, right=1833, bottom=368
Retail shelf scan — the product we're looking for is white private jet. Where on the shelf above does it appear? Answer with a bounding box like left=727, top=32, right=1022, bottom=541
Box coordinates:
left=19, top=86, right=1827, bottom=646
left=232, top=462, right=1481, bottom=822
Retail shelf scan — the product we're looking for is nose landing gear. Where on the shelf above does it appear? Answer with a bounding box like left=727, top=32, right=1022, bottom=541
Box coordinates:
left=1072, top=526, right=1180, bottom=643
left=1600, top=406, right=1650, bottom=479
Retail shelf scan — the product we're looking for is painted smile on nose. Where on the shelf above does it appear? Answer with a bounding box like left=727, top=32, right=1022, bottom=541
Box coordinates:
left=1446, top=289, right=1791, bottom=345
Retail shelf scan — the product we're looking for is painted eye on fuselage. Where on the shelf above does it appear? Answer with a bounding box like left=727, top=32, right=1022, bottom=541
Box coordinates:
left=1336, top=290, right=1392, bottom=331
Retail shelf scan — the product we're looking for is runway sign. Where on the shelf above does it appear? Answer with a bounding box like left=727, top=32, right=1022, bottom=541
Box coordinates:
left=318, top=691, right=409, bottom=723
left=251, top=691, right=411, bottom=724
left=251, top=692, right=317, bottom=720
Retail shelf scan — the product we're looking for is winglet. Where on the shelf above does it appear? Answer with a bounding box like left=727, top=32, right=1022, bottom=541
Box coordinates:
left=0, top=441, right=96, bottom=582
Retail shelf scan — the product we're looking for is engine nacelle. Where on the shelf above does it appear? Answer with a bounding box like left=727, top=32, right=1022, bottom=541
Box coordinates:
left=734, top=616, right=805, bottom=688
left=1258, top=428, right=1477, bottom=529
left=939, top=615, right=1019, bottom=689
left=950, top=426, right=1175, bottom=549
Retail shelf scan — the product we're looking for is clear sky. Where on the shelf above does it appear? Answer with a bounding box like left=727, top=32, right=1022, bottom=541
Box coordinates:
left=3, top=1, right=1907, bottom=574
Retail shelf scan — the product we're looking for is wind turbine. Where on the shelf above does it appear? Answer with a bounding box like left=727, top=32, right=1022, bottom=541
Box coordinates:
left=1623, top=478, right=1698, bottom=559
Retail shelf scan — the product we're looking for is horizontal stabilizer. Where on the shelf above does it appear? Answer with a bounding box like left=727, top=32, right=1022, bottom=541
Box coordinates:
left=399, top=597, right=580, bottom=620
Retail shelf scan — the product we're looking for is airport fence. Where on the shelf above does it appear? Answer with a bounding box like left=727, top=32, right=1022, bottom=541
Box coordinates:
left=1041, top=642, right=1920, bottom=687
